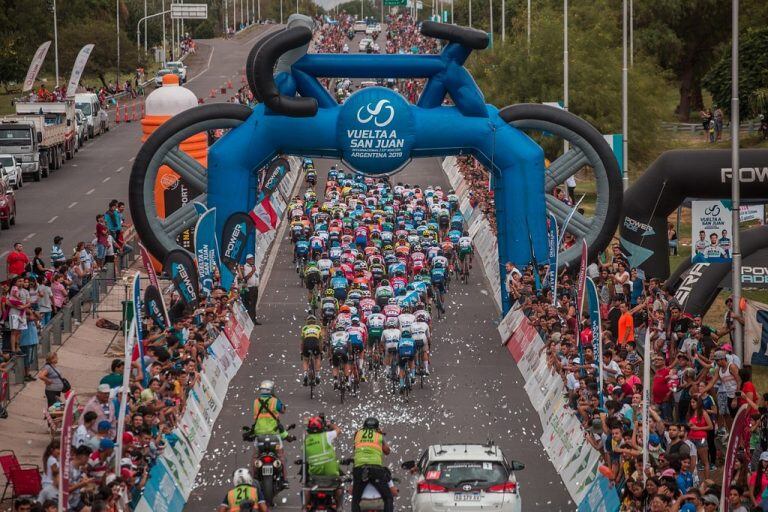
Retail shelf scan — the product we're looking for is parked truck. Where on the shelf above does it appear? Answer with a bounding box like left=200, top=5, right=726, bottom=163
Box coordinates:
left=15, top=100, right=77, bottom=160
left=0, top=113, right=67, bottom=182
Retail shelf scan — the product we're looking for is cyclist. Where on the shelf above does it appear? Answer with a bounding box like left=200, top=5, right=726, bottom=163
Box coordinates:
left=382, top=320, right=401, bottom=378
left=397, top=329, right=416, bottom=392
left=430, top=260, right=447, bottom=313
left=330, top=270, right=348, bottom=301
left=304, top=261, right=323, bottom=304
left=347, top=316, right=368, bottom=381
left=458, top=230, right=473, bottom=269
left=330, top=326, right=352, bottom=389
left=411, top=313, right=431, bottom=375
left=295, top=235, right=310, bottom=265
left=218, top=468, right=267, bottom=512
left=351, top=417, right=393, bottom=512
left=367, top=305, right=386, bottom=358
left=374, top=279, right=394, bottom=308
left=304, top=416, right=343, bottom=507
left=320, top=290, right=339, bottom=327
left=300, top=315, right=323, bottom=386
left=317, top=253, right=333, bottom=286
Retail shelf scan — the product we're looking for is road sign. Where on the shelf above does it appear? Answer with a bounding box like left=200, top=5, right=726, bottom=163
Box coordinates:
left=384, top=0, right=407, bottom=5
left=170, top=3, right=208, bottom=19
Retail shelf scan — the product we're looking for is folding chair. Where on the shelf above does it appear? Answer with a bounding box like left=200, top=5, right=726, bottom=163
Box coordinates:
left=0, top=450, right=40, bottom=502
left=0, top=450, right=21, bottom=502
left=7, top=467, right=42, bottom=499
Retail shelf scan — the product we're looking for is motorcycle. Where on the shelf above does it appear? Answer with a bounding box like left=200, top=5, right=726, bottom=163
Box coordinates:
left=242, top=425, right=296, bottom=506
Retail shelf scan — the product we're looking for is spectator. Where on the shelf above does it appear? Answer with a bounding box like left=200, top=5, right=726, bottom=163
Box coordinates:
left=95, top=214, right=109, bottom=267
left=73, top=411, right=98, bottom=448
left=41, top=439, right=60, bottom=487
left=668, top=223, right=678, bottom=256
left=100, top=358, right=125, bottom=388
left=242, top=254, right=262, bottom=325
left=6, top=242, right=29, bottom=278
left=38, top=352, right=67, bottom=406
left=50, top=236, right=66, bottom=268
left=81, top=383, right=117, bottom=436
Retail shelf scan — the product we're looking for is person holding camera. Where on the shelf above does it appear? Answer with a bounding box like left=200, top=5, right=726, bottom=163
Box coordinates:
left=351, top=417, right=393, bottom=512
left=304, top=415, right=342, bottom=506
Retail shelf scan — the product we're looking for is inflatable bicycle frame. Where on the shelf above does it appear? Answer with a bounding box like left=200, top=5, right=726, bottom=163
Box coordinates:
left=130, top=17, right=622, bottom=312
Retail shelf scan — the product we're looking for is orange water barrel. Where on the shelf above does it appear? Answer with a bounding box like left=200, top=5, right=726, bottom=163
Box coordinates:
left=141, top=73, right=205, bottom=256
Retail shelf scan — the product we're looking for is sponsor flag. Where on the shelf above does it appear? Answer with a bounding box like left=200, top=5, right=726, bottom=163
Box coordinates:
left=115, top=320, right=136, bottom=472
left=258, top=157, right=290, bottom=199
left=547, top=212, right=559, bottom=305
left=58, top=392, right=77, bottom=512
left=558, top=194, right=585, bottom=239
left=642, top=326, right=652, bottom=480
left=585, top=277, right=602, bottom=404
left=132, top=273, right=148, bottom=386
left=576, top=239, right=588, bottom=318
left=221, top=212, right=256, bottom=272
left=138, top=243, right=159, bottom=289
left=164, top=249, right=200, bottom=307
left=24, top=41, right=51, bottom=92
left=144, top=284, right=170, bottom=330
left=745, top=298, right=768, bottom=365
left=721, top=404, right=751, bottom=504
left=65, top=44, right=94, bottom=97
left=194, top=208, right=218, bottom=296
left=249, top=197, right=279, bottom=234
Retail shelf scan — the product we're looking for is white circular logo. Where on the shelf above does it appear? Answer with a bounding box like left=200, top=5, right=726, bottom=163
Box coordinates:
left=356, top=99, right=395, bottom=127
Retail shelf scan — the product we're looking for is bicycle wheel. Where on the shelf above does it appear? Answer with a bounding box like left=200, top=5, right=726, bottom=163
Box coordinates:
left=308, top=364, right=315, bottom=400
left=338, top=373, right=345, bottom=404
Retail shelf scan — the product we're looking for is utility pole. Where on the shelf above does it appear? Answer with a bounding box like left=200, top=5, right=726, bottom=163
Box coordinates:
left=563, top=0, right=568, bottom=153
left=501, top=0, right=505, bottom=42
left=468, top=0, right=471, bottom=27
left=527, top=0, right=530, bottom=50
left=163, top=0, right=167, bottom=63
left=630, top=0, right=634, bottom=67
left=489, top=0, right=493, bottom=41
left=622, top=0, right=629, bottom=190
left=53, top=0, right=60, bottom=87
left=731, top=0, right=743, bottom=362
left=117, top=0, right=121, bottom=86
left=225, top=0, right=229, bottom=33
left=144, top=0, right=148, bottom=53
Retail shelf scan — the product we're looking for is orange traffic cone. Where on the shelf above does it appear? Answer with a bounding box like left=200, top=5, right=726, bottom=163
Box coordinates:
left=124, top=105, right=130, bottom=123
left=132, top=102, right=138, bottom=122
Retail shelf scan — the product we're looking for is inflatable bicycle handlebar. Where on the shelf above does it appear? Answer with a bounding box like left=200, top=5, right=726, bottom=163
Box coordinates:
left=129, top=18, right=623, bottom=312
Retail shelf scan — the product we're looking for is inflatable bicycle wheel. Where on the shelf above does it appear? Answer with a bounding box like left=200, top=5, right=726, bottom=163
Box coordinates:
left=500, top=104, right=623, bottom=270
left=129, top=103, right=252, bottom=263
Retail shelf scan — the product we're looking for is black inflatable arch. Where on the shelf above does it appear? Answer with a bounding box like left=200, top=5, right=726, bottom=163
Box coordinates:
left=665, top=225, right=768, bottom=316
left=619, top=149, right=768, bottom=279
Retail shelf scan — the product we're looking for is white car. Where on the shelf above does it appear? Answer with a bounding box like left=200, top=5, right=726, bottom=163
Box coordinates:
left=155, top=68, right=173, bottom=87
left=358, top=37, right=373, bottom=52
left=365, top=24, right=376, bottom=35
left=0, top=154, right=23, bottom=189
left=404, top=444, right=524, bottom=512
left=165, top=61, right=188, bottom=82
left=75, top=109, right=88, bottom=148
left=353, top=21, right=368, bottom=32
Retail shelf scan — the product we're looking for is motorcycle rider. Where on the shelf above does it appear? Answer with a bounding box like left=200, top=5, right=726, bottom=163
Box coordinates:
left=352, top=417, right=393, bottom=512
left=218, top=468, right=268, bottom=512
left=304, top=415, right=343, bottom=508
left=252, top=380, right=294, bottom=481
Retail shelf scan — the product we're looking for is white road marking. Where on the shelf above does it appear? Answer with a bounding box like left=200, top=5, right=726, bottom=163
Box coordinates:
left=86, top=188, right=95, bottom=195
left=128, top=157, right=135, bottom=162
left=187, top=47, right=216, bottom=84
left=116, top=166, right=124, bottom=173
left=102, top=176, right=111, bottom=183
left=48, top=216, right=58, bottom=224
left=23, top=233, right=36, bottom=241
left=68, top=201, right=78, bottom=209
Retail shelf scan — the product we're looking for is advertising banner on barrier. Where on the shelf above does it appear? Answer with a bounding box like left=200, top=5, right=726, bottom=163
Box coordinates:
left=577, top=474, right=620, bottom=512
left=179, top=398, right=212, bottom=455
left=134, top=458, right=186, bottom=512
left=233, top=300, right=255, bottom=338
left=132, top=273, right=148, bottom=386
left=223, top=313, right=251, bottom=359
left=208, top=333, right=243, bottom=381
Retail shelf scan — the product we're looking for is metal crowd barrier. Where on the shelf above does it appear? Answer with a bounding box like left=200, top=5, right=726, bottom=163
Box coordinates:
left=5, top=235, right=137, bottom=391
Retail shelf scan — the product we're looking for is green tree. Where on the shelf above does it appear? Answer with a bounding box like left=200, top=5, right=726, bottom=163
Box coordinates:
left=702, top=27, right=768, bottom=119
left=467, top=0, right=670, bottom=171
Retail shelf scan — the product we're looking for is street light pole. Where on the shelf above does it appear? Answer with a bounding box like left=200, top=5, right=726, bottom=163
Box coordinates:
left=117, top=0, right=121, bottom=87
left=489, top=0, right=493, bottom=41
left=622, top=0, right=629, bottom=191
left=731, top=0, right=743, bottom=361
left=563, top=0, right=568, bottom=153
left=501, top=0, right=505, bottom=42
left=468, top=0, right=471, bottom=27
left=162, top=0, right=167, bottom=63
left=53, top=0, right=59, bottom=87
left=144, top=0, right=148, bottom=53
left=527, top=0, right=530, bottom=50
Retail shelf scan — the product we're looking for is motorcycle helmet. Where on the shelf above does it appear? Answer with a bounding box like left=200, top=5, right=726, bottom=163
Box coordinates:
left=258, top=380, right=275, bottom=394
left=233, top=468, right=254, bottom=487
left=363, top=417, right=380, bottom=430
left=307, top=416, right=324, bottom=433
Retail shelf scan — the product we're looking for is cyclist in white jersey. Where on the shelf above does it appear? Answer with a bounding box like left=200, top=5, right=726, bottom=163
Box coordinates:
left=382, top=327, right=401, bottom=377
left=411, top=319, right=431, bottom=375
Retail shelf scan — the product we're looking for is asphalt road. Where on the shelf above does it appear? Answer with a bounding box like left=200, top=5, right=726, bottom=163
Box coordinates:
left=0, top=25, right=277, bottom=273
left=188, top=27, right=574, bottom=511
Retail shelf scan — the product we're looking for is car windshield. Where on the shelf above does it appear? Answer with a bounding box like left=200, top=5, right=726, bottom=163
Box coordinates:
left=0, top=156, right=14, bottom=167
left=76, top=102, right=92, bottom=116
left=0, top=129, right=31, bottom=145
left=424, top=461, right=507, bottom=489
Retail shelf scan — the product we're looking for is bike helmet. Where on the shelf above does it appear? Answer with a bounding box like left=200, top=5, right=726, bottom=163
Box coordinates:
left=363, top=417, right=380, bottom=430
left=415, top=311, right=427, bottom=322
left=387, top=298, right=398, bottom=305
left=402, top=329, right=412, bottom=337
left=463, top=230, right=469, bottom=237
left=351, top=316, right=360, bottom=324
left=306, top=314, right=319, bottom=324
left=258, top=380, right=275, bottom=395
left=325, top=289, right=335, bottom=297
left=335, top=270, right=344, bottom=277
left=307, top=416, right=324, bottom=433
left=233, top=468, right=254, bottom=486
left=372, top=305, right=381, bottom=313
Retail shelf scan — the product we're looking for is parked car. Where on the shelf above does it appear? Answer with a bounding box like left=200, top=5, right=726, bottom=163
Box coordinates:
left=0, top=154, right=22, bottom=189
left=75, top=92, right=106, bottom=138
left=155, top=69, right=173, bottom=87
left=165, top=61, right=188, bottom=83
left=75, top=109, right=88, bottom=148
left=403, top=443, right=524, bottom=512
left=0, top=179, right=18, bottom=229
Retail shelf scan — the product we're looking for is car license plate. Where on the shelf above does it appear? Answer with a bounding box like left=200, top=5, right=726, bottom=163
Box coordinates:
left=261, top=465, right=273, bottom=476
left=454, top=493, right=481, bottom=502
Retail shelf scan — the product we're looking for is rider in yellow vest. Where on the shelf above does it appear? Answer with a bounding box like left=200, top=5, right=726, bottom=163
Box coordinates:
left=351, top=417, right=393, bottom=512
left=218, top=468, right=267, bottom=512
left=303, top=415, right=343, bottom=508
left=252, top=380, right=293, bottom=480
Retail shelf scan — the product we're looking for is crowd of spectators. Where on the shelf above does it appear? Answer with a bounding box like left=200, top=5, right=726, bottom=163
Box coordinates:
left=504, top=234, right=765, bottom=510
left=0, top=200, right=132, bottom=411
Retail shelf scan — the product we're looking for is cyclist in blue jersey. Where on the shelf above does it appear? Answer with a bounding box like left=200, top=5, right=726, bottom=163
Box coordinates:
left=397, top=329, right=416, bottom=393
left=330, top=270, right=349, bottom=301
